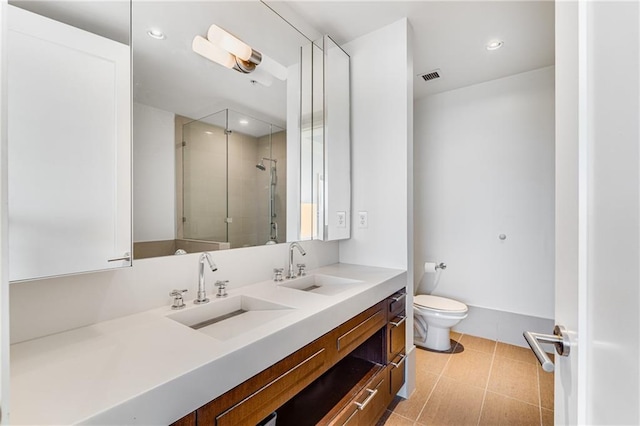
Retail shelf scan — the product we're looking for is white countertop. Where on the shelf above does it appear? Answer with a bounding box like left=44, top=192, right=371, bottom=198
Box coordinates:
left=10, top=263, right=406, bottom=425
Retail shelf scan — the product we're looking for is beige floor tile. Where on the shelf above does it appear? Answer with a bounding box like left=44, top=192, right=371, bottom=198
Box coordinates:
left=391, top=372, right=439, bottom=421
left=450, top=331, right=462, bottom=342
left=416, top=376, right=484, bottom=426
left=538, top=364, right=555, bottom=410
left=459, top=334, right=497, bottom=354
left=488, top=356, right=539, bottom=405
left=542, top=408, right=554, bottom=426
left=478, top=392, right=541, bottom=426
left=442, top=348, right=493, bottom=388
left=495, top=342, right=538, bottom=365
left=377, top=410, right=415, bottom=426
left=415, top=347, right=451, bottom=375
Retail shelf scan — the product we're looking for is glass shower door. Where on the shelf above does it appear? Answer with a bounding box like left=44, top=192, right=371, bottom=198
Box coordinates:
left=181, top=110, right=228, bottom=242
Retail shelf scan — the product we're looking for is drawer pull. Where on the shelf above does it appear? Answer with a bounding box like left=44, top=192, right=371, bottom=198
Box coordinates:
left=390, top=316, right=406, bottom=327
left=354, top=388, right=378, bottom=411
left=390, top=293, right=406, bottom=303
left=391, top=354, right=406, bottom=369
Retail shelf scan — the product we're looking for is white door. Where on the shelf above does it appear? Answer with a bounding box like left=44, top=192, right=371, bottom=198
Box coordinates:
left=553, top=1, right=640, bottom=424
left=0, top=1, right=9, bottom=423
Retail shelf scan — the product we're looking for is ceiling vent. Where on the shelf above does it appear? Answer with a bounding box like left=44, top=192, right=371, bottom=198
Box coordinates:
left=419, top=69, right=441, bottom=82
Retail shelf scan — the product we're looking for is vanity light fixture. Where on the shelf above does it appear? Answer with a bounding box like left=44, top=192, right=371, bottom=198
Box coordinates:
left=486, top=40, right=504, bottom=51
left=192, top=24, right=287, bottom=85
left=147, top=29, right=165, bottom=40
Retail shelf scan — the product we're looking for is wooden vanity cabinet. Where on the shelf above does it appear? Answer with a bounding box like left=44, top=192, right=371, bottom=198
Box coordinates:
left=386, top=289, right=407, bottom=397
left=173, top=290, right=407, bottom=426
left=171, top=412, right=196, bottom=426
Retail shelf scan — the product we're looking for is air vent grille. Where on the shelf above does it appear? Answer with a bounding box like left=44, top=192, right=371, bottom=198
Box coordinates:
left=420, top=69, right=441, bottom=82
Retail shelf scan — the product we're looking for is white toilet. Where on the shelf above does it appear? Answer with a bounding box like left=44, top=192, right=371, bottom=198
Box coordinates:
left=414, top=294, right=468, bottom=352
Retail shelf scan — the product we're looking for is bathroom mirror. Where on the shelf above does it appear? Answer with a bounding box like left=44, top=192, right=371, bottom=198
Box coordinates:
left=7, top=0, right=352, bottom=277
left=131, top=1, right=316, bottom=258
left=317, top=35, right=351, bottom=241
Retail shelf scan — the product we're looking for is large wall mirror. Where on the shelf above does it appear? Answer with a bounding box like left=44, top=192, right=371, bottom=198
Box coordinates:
left=131, top=1, right=316, bottom=258
left=6, top=0, right=351, bottom=281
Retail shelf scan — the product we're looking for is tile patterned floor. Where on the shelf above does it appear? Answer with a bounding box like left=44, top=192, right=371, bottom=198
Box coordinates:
left=378, top=332, right=554, bottom=426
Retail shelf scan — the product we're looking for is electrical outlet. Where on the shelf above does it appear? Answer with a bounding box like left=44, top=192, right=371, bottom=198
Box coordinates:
left=337, top=211, right=346, bottom=228
left=358, top=211, right=368, bottom=228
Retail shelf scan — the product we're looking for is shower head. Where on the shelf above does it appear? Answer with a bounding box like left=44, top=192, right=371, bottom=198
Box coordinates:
left=256, top=157, right=276, bottom=171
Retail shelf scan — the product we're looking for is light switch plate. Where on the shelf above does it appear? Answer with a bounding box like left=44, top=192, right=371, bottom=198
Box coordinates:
left=337, top=211, right=346, bottom=228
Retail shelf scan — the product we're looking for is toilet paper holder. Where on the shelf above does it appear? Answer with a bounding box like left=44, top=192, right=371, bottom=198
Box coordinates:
left=424, top=262, right=447, bottom=273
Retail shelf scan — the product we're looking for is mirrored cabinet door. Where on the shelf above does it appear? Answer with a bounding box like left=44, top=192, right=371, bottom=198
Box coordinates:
left=316, top=35, right=351, bottom=241
left=7, top=5, right=131, bottom=281
left=323, top=35, right=351, bottom=241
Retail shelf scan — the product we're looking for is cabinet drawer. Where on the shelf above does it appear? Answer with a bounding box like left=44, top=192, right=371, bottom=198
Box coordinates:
left=388, top=312, right=406, bottom=360
left=389, top=352, right=406, bottom=397
left=387, top=290, right=406, bottom=318
left=336, top=302, right=386, bottom=358
left=329, top=366, right=388, bottom=426
left=204, top=345, right=329, bottom=426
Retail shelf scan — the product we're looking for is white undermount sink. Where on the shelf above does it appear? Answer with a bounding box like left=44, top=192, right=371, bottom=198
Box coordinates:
left=278, top=274, right=364, bottom=296
left=167, top=295, right=294, bottom=341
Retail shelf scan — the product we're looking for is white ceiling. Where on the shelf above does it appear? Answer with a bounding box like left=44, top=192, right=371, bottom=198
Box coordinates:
left=277, top=1, right=555, bottom=99
left=10, top=1, right=554, bottom=126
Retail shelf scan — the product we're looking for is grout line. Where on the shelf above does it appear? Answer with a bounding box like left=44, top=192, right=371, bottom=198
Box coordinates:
left=485, top=389, right=545, bottom=408
left=389, top=410, right=414, bottom=423
left=537, top=364, right=543, bottom=426
left=476, top=339, right=497, bottom=426
left=413, top=334, right=461, bottom=423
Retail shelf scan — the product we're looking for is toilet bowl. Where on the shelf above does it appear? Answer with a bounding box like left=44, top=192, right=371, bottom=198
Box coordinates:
left=414, top=295, right=468, bottom=351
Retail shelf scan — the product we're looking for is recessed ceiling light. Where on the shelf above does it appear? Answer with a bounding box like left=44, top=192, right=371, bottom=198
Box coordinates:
left=486, top=40, right=504, bottom=51
left=239, top=119, right=249, bottom=125
left=147, top=29, right=165, bottom=40
left=204, top=131, right=213, bottom=135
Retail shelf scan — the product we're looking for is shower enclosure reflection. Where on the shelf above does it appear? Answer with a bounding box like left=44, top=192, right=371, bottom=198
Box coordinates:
left=179, top=109, right=286, bottom=250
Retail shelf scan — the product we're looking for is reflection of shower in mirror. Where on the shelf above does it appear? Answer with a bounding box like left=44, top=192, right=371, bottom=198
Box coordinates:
left=256, top=157, right=279, bottom=243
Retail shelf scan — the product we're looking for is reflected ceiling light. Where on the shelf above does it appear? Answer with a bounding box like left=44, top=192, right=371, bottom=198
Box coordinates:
left=147, top=29, right=165, bottom=40
left=486, top=40, right=504, bottom=51
left=239, top=119, right=249, bottom=125
left=192, top=24, right=288, bottom=85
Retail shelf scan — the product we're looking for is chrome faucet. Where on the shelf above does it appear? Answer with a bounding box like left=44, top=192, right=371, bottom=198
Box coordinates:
left=287, top=242, right=306, bottom=279
left=195, top=252, right=218, bottom=304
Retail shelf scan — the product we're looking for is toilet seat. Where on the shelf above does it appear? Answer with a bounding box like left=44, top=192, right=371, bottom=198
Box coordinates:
left=414, top=295, right=467, bottom=313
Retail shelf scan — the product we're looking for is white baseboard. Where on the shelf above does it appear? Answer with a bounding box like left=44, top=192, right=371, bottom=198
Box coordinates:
left=451, top=305, right=554, bottom=348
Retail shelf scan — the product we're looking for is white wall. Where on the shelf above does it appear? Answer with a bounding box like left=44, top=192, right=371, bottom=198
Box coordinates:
left=133, top=102, right=175, bottom=242
left=339, top=18, right=412, bottom=271
left=10, top=240, right=339, bottom=344
left=339, top=18, right=414, bottom=397
left=414, top=67, right=555, bottom=324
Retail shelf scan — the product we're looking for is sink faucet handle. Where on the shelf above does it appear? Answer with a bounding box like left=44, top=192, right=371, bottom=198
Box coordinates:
left=297, top=263, right=307, bottom=276
left=169, top=289, right=188, bottom=310
left=215, top=280, right=229, bottom=298
left=273, top=268, right=284, bottom=282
